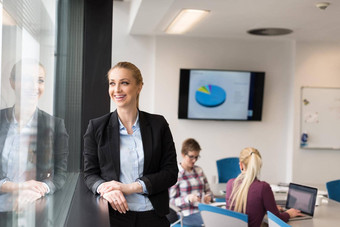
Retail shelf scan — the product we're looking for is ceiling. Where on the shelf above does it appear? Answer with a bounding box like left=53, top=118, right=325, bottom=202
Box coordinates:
left=127, top=0, right=340, bottom=41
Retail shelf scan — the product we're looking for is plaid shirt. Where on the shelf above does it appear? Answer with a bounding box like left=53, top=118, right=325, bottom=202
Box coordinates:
left=169, top=164, right=213, bottom=216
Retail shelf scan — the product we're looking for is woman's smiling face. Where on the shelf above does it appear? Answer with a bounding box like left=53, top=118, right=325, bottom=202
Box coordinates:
left=108, top=67, right=142, bottom=109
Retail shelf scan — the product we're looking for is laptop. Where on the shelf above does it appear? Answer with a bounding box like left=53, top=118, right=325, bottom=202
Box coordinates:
left=284, top=183, right=318, bottom=221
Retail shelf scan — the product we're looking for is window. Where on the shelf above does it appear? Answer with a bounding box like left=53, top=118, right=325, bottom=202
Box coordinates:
left=0, top=0, right=82, bottom=225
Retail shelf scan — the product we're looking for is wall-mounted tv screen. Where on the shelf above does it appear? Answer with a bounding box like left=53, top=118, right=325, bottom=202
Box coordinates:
left=178, top=68, right=265, bottom=121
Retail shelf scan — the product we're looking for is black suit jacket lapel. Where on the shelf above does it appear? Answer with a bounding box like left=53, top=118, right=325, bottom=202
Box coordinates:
left=36, top=110, right=53, bottom=180
left=0, top=108, right=11, bottom=155
left=0, top=108, right=11, bottom=178
left=139, top=111, right=152, bottom=173
left=108, top=110, right=121, bottom=180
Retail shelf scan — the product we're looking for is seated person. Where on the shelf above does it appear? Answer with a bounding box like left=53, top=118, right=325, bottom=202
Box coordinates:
left=0, top=60, right=69, bottom=216
left=225, top=147, right=302, bottom=227
left=169, top=138, right=213, bottom=227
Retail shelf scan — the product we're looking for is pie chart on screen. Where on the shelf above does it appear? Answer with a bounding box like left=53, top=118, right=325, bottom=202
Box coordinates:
left=195, top=85, right=226, bottom=107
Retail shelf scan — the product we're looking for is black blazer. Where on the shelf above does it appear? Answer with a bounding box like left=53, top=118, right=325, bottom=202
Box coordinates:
left=83, top=110, right=178, bottom=216
left=0, top=107, right=69, bottom=194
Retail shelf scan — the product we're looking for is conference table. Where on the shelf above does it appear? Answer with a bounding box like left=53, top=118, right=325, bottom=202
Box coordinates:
left=210, top=182, right=340, bottom=227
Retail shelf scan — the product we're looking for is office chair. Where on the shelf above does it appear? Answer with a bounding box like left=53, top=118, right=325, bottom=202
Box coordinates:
left=198, top=203, right=248, bottom=227
left=167, top=204, right=192, bottom=227
left=267, top=211, right=291, bottom=227
left=167, top=204, right=182, bottom=227
left=326, top=179, right=340, bottom=203
left=216, top=157, right=241, bottom=183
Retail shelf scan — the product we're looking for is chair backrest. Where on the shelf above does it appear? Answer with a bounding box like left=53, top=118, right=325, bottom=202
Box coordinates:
left=216, top=157, right=241, bottom=183
left=326, top=179, right=340, bottom=203
left=167, top=205, right=192, bottom=227
left=167, top=206, right=180, bottom=226
left=267, top=211, right=291, bottom=227
left=198, top=203, right=248, bottom=227
left=214, top=197, right=226, bottom=202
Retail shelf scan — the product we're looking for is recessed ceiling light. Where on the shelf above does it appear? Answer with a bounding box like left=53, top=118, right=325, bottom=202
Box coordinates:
left=165, top=9, right=210, bottom=34
left=315, top=2, right=330, bottom=10
left=247, top=28, right=293, bottom=36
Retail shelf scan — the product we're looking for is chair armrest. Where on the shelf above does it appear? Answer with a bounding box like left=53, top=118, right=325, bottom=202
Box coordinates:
left=170, top=204, right=182, bottom=213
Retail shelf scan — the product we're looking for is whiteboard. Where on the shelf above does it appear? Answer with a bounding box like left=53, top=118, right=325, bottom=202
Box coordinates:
left=301, top=87, right=340, bottom=149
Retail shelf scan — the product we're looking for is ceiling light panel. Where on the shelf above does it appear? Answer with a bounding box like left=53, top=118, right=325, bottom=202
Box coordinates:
left=165, top=9, right=210, bottom=34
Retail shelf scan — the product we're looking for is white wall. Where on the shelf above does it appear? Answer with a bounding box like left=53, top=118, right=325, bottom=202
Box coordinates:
left=113, top=1, right=296, bottom=185
left=113, top=2, right=340, bottom=188
left=292, top=41, right=340, bottom=185
left=154, top=36, right=295, bottom=184
left=112, top=2, right=155, bottom=113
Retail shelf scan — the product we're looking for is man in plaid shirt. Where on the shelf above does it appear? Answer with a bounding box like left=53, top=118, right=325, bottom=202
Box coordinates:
left=169, top=138, right=213, bottom=226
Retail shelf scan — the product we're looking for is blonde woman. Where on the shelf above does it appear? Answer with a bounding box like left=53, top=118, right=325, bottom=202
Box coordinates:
left=83, top=62, right=178, bottom=226
left=225, top=148, right=302, bottom=227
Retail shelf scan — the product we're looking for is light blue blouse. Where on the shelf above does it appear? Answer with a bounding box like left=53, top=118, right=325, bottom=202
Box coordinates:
left=118, top=114, right=153, bottom=211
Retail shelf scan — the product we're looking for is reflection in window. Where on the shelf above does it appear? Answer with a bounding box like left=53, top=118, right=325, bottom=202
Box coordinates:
left=0, top=1, right=69, bottom=226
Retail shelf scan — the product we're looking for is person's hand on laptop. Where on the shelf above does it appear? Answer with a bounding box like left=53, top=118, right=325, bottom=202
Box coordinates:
left=286, top=208, right=304, bottom=218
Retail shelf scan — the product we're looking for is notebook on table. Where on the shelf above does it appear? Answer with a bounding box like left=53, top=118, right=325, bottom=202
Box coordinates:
left=284, top=183, right=318, bottom=221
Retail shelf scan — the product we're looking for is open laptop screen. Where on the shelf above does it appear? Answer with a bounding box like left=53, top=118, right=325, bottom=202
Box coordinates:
left=286, top=183, right=318, bottom=216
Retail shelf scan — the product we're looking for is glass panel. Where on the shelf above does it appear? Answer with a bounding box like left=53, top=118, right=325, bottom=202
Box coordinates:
left=0, top=0, right=76, bottom=226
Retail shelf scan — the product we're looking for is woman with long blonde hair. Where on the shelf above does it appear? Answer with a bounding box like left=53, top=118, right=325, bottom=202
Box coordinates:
left=225, top=147, right=302, bottom=227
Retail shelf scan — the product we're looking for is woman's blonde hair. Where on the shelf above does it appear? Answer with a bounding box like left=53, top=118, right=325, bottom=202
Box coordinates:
left=229, top=147, right=262, bottom=213
left=107, top=61, right=143, bottom=108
